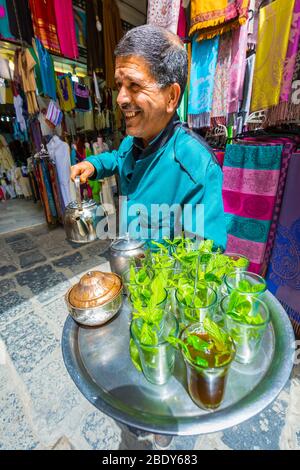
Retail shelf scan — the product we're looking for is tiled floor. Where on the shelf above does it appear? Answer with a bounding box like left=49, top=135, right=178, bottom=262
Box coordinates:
left=0, top=199, right=45, bottom=235
left=0, top=225, right=299, bottom=450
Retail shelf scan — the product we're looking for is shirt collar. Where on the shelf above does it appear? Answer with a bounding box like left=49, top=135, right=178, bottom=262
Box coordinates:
left=133, top=113, right=180, bottom=160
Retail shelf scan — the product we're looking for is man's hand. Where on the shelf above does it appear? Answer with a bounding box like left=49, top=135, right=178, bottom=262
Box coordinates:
left=70, top=161, right=95, bottom=183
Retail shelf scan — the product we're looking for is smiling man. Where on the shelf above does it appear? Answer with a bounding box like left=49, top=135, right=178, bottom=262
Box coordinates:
left=70, top=24, right=227, bottom=249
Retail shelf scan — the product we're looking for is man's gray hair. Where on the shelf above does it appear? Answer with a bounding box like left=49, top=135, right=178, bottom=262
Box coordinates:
left=114, top=24, right=188, bottom=105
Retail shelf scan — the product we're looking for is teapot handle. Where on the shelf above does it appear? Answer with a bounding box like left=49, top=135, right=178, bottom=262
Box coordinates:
left=75, top=176, right=83, bottom=211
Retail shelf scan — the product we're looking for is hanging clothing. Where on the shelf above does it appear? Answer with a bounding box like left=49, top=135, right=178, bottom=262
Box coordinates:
left=251, top=0, right=295, bottom=112
left=13, top=94, right=27, bottom=133
left=29, top=40, right=43, bottom=95
left=15, top=166, right=32, bottom=197
left=46, top=135, right=72, bottom=208
left=74, top=83, right=90, bottom=111
left=0, top=0, right=13, bottom=39
left=177, top=1, right=188, bottom=38
left=0, top=58, right=11, bottom=80
left=29, top=0, right=61, bottom=54
left=265, top=0, right=300, bottom=125
left=56, top=74, right=76, bottom=112
left=189, top=0, right=249, bottom=41
left=188, top=35, right=219, bottom=128
left=223, top=143, right=283, bottom=274
left=280, top=0, right=300, bottom=102
left=0, top=135, right=14, bottom=170
left=86, top=0, right=104, bottom=75
left=53, top=0, right=78, bottom=59
left=228, top=23, right=248, bottom=115
left=266, top=151, right=300, bottom=338
left=242, top=138, right=298, bottom=276
left=211, top=32, right=232, bottom=120
left=102, top=0, right=123, bottom=89
left=147, top=0, right=181, bottom=34
left=237, top=53, right=256, bottom=132
left=35, top=38, right=57, bottom=100
left=17, top=48, right=39, bottom=114
left=6, top=0, right=33, bottom=44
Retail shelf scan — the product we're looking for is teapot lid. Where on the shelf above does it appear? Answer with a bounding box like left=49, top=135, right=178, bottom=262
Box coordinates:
left=67, top=199, right=97, bottom=210
left=110, top=237, right=145, bottom=251
left=68, top=271, right=122, bottom=308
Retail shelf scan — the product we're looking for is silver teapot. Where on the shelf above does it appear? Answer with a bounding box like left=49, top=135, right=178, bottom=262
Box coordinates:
left=108, top=234, right=146, bottom=277
left=64, top=176, right=104, bottom=243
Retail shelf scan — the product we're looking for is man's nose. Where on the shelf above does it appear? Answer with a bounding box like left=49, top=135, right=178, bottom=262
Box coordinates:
left=117, top=86, right=131, bottom=107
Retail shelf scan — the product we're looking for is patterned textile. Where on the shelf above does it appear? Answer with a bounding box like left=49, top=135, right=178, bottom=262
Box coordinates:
left=211, top=32, right=232, bottom=119
left=48, top=161, right=63, bottom=220
left=223, top=144, right=282, bottom=274
left=188, top=35, right=219, bottom=128
left=102, top=0, right=123, bottom=89
left=53, top=0, right=78, bottom=59
left=266, top=152, right=300, bottom=338
left=228, top=23, right=248, bottom=114
left=265, top=0, right=300, bottom=125
left=147, top=0, right=181, bottom=34
left=251, top=0, right=295, bottom=111
left=280, top=0, right=300, bottom=102
left=189, top=0, right=249, bottom=41
left=29, top=0, right=61, bottom=54
left=241, top=138, right=298, bottom=276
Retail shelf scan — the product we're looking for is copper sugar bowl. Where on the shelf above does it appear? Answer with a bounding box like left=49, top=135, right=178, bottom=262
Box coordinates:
left=65, top=271, right=123, bottom=326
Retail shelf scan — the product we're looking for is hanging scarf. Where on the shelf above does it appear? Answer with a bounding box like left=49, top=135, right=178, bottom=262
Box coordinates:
left=29, top=0, right=61, bottom=54
left=266, top=152, right=300, bottom=338
left=228, top=23, right=248, bottom=114
left=251, top=0, right=295, bottom=112
left=189, top=0, right=249, bottom=41
left=280, top=0, right=300, bottom=102
left=53, top=0, right=78, bottom=59
left=211, top=32, right=232, bottom=120
left=223, top=143, right=283, bottom=274
left=147, top=0, right=181, bottom=34
left=265, top=0, right=300, bottom=125
left=188, top=35, right=219, bottom=128
left=102, top=0, right=123, bottom=89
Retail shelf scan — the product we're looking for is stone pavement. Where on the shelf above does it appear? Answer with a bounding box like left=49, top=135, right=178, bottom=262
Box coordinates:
left=0, top=225, right=299, bottom=450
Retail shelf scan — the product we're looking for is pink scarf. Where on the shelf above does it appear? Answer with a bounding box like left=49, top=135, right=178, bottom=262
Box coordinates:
left=54, top=0, right=78, bottom=59
left=280, top=0, right=300, bottom=102
left=228, top=23, right=248, bottom=114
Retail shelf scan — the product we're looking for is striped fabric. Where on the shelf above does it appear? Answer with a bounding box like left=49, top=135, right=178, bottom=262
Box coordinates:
left=223, top=144, right=282, bottom=273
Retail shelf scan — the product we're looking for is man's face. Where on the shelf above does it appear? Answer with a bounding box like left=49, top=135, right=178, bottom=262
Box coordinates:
left=115, top=55, right=177, bottom=145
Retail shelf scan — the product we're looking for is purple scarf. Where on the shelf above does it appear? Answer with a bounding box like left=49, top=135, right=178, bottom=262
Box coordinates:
left=266, top=152, right=300, bottom=338
left=280, top=0, right=300, bottom=102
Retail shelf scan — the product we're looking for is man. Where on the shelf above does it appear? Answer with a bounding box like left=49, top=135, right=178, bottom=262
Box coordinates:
left=71, top=24, right=227, bottom=249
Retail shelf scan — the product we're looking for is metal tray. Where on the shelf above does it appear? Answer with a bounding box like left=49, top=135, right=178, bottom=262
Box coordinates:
left=62, top=291, right=295, bottom=436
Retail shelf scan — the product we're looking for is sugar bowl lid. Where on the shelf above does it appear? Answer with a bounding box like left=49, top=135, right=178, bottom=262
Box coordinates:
left=110, top=237, right=145, bottom=252
left=68, top=271, right=122, bottom=308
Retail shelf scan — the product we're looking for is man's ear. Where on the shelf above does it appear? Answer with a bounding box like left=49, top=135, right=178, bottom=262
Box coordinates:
left=166, top=83, right=181, bottom=113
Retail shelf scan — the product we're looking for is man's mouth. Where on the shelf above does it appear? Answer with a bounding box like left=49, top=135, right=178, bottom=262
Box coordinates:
left=123, top=110, right=141, bottom=119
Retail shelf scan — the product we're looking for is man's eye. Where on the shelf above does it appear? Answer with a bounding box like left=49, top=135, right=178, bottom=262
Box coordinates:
left=130, top=82, right=140, bottom=90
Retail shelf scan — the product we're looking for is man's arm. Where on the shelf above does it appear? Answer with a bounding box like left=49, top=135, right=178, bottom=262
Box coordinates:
left=70, top=149, right=120, bottom=183
left=184, top=161, right=227, bottom=251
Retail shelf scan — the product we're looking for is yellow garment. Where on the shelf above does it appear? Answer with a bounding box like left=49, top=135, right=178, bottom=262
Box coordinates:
left=0, top=136, right=14, bottom=170
left=102, top=0, right=123, bottom=89
left=189, top=0, right=249, bottom=40
left=56, top=75, right=76, bottom=112
left=17, top=49, right=39, bottom=114
left=15, top=167, right=32, bottom=198
left=251, top=0, right=295, bottom=112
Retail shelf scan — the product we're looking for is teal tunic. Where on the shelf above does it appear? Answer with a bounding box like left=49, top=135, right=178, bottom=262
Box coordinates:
left=87, top=120, right=227, bottom=250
